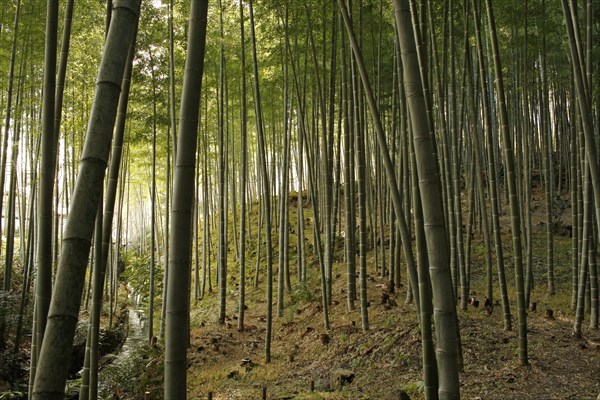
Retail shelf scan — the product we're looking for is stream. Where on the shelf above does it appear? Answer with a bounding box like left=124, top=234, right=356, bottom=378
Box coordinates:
left=96, top=303, right=148, bottom=398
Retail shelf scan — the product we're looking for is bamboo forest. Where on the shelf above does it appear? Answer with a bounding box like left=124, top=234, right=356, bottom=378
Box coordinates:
left=0, top=0, right=599, bottom=399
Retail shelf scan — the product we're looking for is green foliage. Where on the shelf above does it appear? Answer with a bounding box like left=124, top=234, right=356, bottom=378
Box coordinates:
left=120, top=249, right=163, bottom=313
left=0, top=291, right=20, bottom=350
left=403, top=380, right=425, bottom=397
left=97, top=342, right=162, bottom=400
left=0, top=291, right=29, bottom=400
left=0, top=391, right=25, bottom=400
left=290, top=284, right=314, bottom=305
left=0, top=348, right=25, bottom=389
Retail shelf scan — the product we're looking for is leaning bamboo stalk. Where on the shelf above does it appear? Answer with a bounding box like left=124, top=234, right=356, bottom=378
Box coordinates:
left=31, top=2, right=141, bottom=397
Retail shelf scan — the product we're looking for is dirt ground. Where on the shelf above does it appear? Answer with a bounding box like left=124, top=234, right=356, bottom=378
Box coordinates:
left=139, top=188, right=600, bottom=400
left=171, top=264, right=600, bottom=400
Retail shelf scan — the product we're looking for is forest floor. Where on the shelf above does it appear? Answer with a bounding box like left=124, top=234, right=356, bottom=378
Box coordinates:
left=178, top=263, right=600, bottom=400
left=120, top=187, right=600, bottom=400
left=3, top=186, right=599, bottom=400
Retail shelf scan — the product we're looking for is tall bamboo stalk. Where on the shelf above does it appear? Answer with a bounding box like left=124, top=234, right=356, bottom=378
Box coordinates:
left=392, top=0, right=461, bottom=397
left=165, top=0, right=208, bottom=398
left=32, top=2, right=140, bottom=397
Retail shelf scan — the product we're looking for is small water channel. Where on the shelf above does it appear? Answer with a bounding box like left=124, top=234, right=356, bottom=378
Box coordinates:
left=97, top=303, right=149, bottom=398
